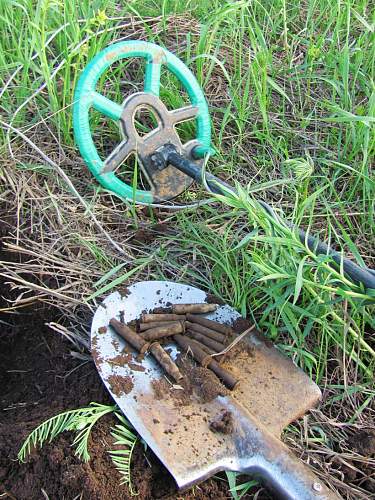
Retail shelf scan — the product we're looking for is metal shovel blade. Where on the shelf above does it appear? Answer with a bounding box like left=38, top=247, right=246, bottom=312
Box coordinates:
left=91, top=281, right=340, bottom=499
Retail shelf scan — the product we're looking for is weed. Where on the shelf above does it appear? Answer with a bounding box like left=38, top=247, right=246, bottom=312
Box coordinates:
left=18, top=402, right=138, bottom=495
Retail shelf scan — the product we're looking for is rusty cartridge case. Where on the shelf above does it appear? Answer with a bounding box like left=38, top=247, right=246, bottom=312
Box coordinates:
left=186, top=313, right=233, bottom=336
left=171, top=303, right=217, bottom=314
left=142, top=313, right=185, bottom=323
left=187, top=338, right=216, bottom=355
left=140, top=321, right=184, bottom=341
left=187, top=329, right=226, bottom=353
left=139, top=320, right=181, bottom=332
left=185, top=321, right=226, bottom=343
left=110, top=318, right=149, bottom=354
left=187, top=337, right=223, bottom=362
left=149, top=343, right=183, bottom=382
left=173, top=335, right=211, bottom=366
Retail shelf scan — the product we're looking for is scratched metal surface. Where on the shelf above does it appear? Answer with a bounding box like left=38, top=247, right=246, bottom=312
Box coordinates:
left=91, top=281, right=322, bottom=491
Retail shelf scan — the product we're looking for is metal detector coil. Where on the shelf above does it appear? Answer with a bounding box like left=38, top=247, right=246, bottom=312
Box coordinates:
left=73, top=40, right=213, bottom=203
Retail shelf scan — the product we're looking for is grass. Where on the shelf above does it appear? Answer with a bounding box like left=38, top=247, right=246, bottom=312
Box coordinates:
left=0, top=0, right=374, bottom=498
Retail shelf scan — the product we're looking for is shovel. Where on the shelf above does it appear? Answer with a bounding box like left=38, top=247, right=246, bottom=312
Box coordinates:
left=91, top=281, right=340, bottom=499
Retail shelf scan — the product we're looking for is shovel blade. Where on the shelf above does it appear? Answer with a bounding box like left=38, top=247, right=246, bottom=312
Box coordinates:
left=91, top=281, right=321, bottom=489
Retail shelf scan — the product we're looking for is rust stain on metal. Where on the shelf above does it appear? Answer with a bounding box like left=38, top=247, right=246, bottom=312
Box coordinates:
left=105, top=50, right=119, bottom=61
left=221, top=332, right=321, bottom=437
left=151, top=49, right=167, bottom=64
left=101, top=92, right=200, bottom=200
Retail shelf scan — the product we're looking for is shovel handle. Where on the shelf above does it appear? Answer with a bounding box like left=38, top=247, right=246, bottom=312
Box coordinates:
left=234, top=414, right=341, bottom=499
left=240, top=452, right=340, bottom=500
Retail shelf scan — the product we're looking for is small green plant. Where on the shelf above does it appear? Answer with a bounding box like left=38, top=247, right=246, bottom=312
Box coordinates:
left=225, top=471, right=259, bottom=499
left=18, top=402, right=138, bottom=495
left=109, top=413, right=139, bottom=494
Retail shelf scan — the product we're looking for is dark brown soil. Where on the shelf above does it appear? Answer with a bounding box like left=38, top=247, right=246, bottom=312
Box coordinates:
left=188, top=366, right=227, bottom=403
left=205, top=293, right=225, bottom=305
left=347, top=429, right=375, bottom=457
left=232, top=316, right=253, bottom=333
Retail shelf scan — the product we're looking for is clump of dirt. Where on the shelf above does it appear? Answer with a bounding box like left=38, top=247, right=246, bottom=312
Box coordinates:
left=347, top=429, right=375, bottom=457
left=151, top=305, right=172, bottom=314
left=98, top=326, right=107, bottom=334
left=131, top=223, right=170, bottom=244
left=119, top=287, right=131, bottom=298
left=209, top=411, right=233, bottom=434
left=108, top=352, right=133, bottom=367
left=205, top=293, right=225, bottom=305
left=107, top=350, right=145, bottom=371
left=189, top=366, right=227, bottom=402
left=232, top=316, right=253, bottom=333
left=92, top=345, right=105, bottom=366
left=128, top=362, right=145, bottom=372
left=177, top=355, right=229, bottom=403
left=107, top=374, right=134, bottom=396
left=151, top=355, right=228, bottom=408
left=151, top=378, right=170, bottom=400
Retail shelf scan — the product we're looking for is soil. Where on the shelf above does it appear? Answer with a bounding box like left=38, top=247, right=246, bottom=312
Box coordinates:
left=232, top=316, right=253, bottom=333
left=347, top=429, right=375, bottom=457
left=0, top=262, right=273, bottom=499
left=209, top=410, right=234, bottom=434
left=131, top=223, right=170, bottom=244
left=107, top=374, right=134, bottom=396
left=205, top=293, right=225, bottom=305
left=189, top=366, right=228, bottom=403
left=150, top=358, right=227, bottom=407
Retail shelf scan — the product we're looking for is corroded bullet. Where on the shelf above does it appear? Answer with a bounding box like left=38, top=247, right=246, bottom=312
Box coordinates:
left=185, top=321, right=226, bottom=343
left=171, top=303, right=217, bottom=314
left=142, top=313, right=185, bottom=323
left=140, top=321, right=184, bottom=341
left=186, top=313, right=233, bottom=336
left=149, top=343, right=183, bottom=382
left=139, top=320, right=180, bottom=332
left=187, top=329, right=226, bottom=353
left=110, top=318, right=149, bottom=354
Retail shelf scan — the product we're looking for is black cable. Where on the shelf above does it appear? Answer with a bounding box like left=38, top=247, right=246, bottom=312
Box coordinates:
left=155, top=146, right=375, bottom=290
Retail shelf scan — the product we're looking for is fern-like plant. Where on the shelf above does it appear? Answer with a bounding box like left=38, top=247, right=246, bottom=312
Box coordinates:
left=108, top=413, right=139, bottom=495
left=18, top=402, right=115, bottom=462
left=18, top=402, right=138, bottom=495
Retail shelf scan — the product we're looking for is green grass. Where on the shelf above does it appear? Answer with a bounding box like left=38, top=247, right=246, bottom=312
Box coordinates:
left=1, top=0, right=374, bottom=497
